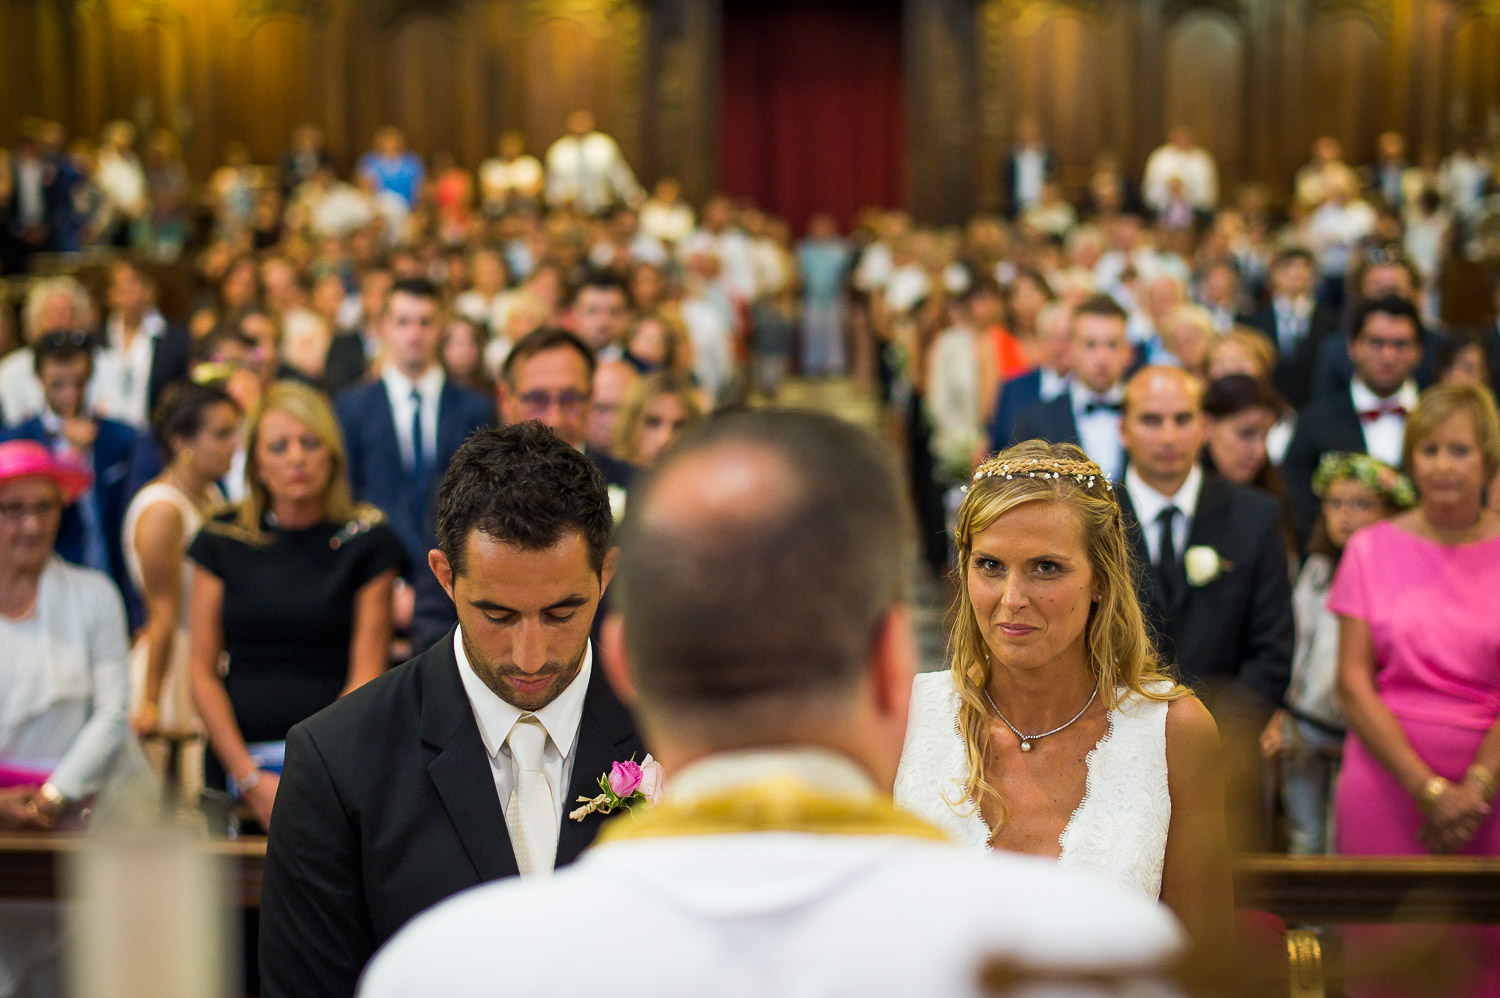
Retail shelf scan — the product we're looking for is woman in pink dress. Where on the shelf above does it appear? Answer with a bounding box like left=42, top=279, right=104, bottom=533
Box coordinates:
left=1331, top=383, right=1500, bottom=996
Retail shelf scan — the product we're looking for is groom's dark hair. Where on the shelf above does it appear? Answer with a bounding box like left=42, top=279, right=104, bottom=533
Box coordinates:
left=615, top=410, right=913, bottom=724
left=435, top=422, right=613, bottom=576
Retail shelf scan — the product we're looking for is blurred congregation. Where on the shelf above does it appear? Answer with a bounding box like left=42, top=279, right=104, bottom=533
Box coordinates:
left=3, top=0, right=1500, bottom=995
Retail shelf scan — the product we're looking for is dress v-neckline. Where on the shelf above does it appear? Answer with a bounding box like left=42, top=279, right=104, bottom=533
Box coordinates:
left=972, top=706, right=1116, bottom=862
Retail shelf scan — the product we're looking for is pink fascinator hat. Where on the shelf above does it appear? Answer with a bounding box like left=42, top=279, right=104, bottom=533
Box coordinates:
left=0, top=440, right=92, bottom=503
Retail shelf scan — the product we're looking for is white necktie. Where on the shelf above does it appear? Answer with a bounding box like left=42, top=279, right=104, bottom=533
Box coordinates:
left=505, top=715, right=557, bottom=877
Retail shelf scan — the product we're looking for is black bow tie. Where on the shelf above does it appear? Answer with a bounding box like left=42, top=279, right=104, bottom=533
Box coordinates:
left=1084, top=399, right=1122, bottom=415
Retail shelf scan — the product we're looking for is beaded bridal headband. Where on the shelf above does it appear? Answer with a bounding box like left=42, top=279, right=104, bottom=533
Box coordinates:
left=970, top=456, right=1112, bottom=491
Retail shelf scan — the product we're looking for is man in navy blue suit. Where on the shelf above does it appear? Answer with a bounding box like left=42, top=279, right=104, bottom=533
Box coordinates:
left=335, top=277, right=493, bottom=606
left=1010, top=294, right=1134, bottom=480
left=987, top=300, right=1073, bottom=453
left=2, top=331, right=138, bottom=601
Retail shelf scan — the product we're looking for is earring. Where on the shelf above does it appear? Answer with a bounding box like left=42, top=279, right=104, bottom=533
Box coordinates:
left=179, top=447, right=195, bottom=466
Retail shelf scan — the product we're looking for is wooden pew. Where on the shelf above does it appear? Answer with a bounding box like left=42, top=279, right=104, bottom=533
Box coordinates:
left=4, top=837, right=1500, bottom=919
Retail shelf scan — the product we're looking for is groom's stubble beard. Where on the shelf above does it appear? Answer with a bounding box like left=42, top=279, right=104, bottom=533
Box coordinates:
left=460, top=625, right=589, bottom=712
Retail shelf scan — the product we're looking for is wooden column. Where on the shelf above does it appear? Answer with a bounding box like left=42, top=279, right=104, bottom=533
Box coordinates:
left=904, top=0, right=978, bottom=224
left=642, top=0, right=719, bottom=202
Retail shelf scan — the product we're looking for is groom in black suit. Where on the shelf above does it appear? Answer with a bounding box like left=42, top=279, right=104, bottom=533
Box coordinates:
left=1118, top=366, right=1293, bottom=849
left=260, top=423, right=644, bottom=998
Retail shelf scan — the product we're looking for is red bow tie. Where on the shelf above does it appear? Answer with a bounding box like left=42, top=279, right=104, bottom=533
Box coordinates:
left=1359, top=403, right=1407, bottom=423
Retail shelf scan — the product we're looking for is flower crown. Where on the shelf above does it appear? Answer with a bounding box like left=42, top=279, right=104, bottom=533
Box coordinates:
left=971, top=456, right=1112, bottom=491
left=1312, top=452, right=1415, bottom=509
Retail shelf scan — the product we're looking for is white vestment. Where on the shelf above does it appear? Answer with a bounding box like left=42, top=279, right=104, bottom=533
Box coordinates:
left=359, top=748, right=1183, bottom=998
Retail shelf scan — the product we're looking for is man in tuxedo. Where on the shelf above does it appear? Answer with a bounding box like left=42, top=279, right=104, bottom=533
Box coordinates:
left=359, top=410, right=1182, bottom=998
left=1282, top=295, right=1423, bottom=540
left=1011, top=293, right=1134, bottom=479
left=1306, top=250, right=1439, bottom=401
left=1119, top=366, right=1292, bottom=850
left=336, top=276, right=493, bottom=577
left=260, top=423, right=643, bottom=998
left=988, top=301, right=1072, bottom=452
left=1238, top=248, right=1339, bottom=409
left=1000, top=116, right=1054, bottom=220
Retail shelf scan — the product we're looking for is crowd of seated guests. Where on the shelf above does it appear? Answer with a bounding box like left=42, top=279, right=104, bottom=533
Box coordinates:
left=0, top=113, right=1498, bottom=883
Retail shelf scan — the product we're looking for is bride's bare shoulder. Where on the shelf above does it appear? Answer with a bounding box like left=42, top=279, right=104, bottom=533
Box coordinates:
left=1164, top=696, right=1220, bottom=774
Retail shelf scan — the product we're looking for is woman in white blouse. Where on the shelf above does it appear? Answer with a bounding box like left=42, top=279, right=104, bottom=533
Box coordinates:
left=0, top=439, right=137, bottom=996
left=0, top=439, right=134, bottom=828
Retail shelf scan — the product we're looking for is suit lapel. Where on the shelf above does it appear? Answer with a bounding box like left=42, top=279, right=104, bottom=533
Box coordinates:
left=555, top=668, right=644, bottom=866
left=1179, top=474, right=1233, bottom=615
left=1119, top=488, right=1171, bottom=619
left=435, top=384, right=467, bottom=465
left=1039, top=395, right=1082, bottom=446
left=1332, top=391, right=1370, bottom=455
left=419, top=636, right=519, bottom=882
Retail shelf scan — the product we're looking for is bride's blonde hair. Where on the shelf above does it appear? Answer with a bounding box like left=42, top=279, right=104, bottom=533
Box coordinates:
left=950, top=441, right=1187, bottom=830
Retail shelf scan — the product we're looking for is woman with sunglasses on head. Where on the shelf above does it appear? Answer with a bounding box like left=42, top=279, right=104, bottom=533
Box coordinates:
left=188, top=382, right=404, bottom=832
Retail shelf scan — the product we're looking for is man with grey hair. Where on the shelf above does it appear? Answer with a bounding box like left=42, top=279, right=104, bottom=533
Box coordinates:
left=360, top=410, right=1184, bottom=998
left=0, top=276, right=95, bottom=426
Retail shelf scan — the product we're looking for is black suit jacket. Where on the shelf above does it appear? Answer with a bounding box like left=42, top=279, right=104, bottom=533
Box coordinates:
left=1011, top=393, right=1080, bottom=448
left=1239, top=302, right=1340, bottom=409
left=1308, top=327, right=1444, bottom=404
left=1121, top=474, right=1294, bottom=711
left=1281, top=389, right=1367, bottom=542
left=1011, top=393, right=1126, bottom=475
left=90, top=318, right=192, bottom=421
left=260, top=632, right=644, bottom=998
left=323, top=331, right=372, bottom=399
left=987, top=369, right=1045, bottom=452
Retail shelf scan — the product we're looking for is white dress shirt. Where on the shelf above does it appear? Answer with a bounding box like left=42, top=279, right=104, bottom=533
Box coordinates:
left=1038, top=368, right=1069, bottom=403
left=478, top=155, right=543, bottom=204
left=543, top=132, right=642, bottom=213
left=1271, top=296, right=1314, bottom=356
left=1350, top=378, right=1418, bottom=468
left=453, top=627, right=591, bottom=827
left=0, top=558, right=132, bottom=801
left=93, top=310, right=167, bottom=429
left=1069, top=381, right=1126, bottom=481
left=380, top=364, right=444, bottom=471
left=1013, top=147, right=1047, bottom=211
left=1125, top=463, right=1203, bottom=567
left=1142, top=144, right=1218, bottom=210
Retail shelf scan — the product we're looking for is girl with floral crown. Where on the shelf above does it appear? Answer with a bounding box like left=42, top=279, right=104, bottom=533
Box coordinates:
left=1259, top=452, right=1413, bottom=854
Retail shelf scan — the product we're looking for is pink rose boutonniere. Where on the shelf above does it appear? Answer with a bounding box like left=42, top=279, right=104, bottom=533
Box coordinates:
left=569, top=754, right=664, bottom=821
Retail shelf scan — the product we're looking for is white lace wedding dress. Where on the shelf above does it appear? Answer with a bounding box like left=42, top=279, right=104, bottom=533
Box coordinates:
left=894, top=671, right=1172, bottom=900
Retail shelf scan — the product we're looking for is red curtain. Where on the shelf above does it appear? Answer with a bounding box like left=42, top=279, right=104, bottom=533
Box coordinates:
left=718, top=0, right=905, bottom=236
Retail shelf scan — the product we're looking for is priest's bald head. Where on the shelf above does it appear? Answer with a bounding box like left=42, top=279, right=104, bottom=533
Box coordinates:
left=599, top=410, right=917, bottom=790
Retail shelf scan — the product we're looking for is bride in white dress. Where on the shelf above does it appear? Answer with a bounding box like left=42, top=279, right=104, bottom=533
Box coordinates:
left=895, top=441, right=1232, bottom=941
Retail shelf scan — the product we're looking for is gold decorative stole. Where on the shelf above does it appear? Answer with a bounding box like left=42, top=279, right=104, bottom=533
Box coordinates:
left=597, top=777, right=951, bottom=845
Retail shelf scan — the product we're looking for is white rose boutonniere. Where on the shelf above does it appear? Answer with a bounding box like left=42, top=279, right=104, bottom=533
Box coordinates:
left=607, top=485, right=628, bottom=524
left=1184, top=546, right=1231, bottom=586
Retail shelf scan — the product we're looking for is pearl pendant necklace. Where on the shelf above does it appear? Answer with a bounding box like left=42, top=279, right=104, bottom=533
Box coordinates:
left=984, top=685, right=1098, bottom=752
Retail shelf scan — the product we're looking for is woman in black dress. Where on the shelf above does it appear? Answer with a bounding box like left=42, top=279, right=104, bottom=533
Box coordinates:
left=187, top=381, right=405, bottom=830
